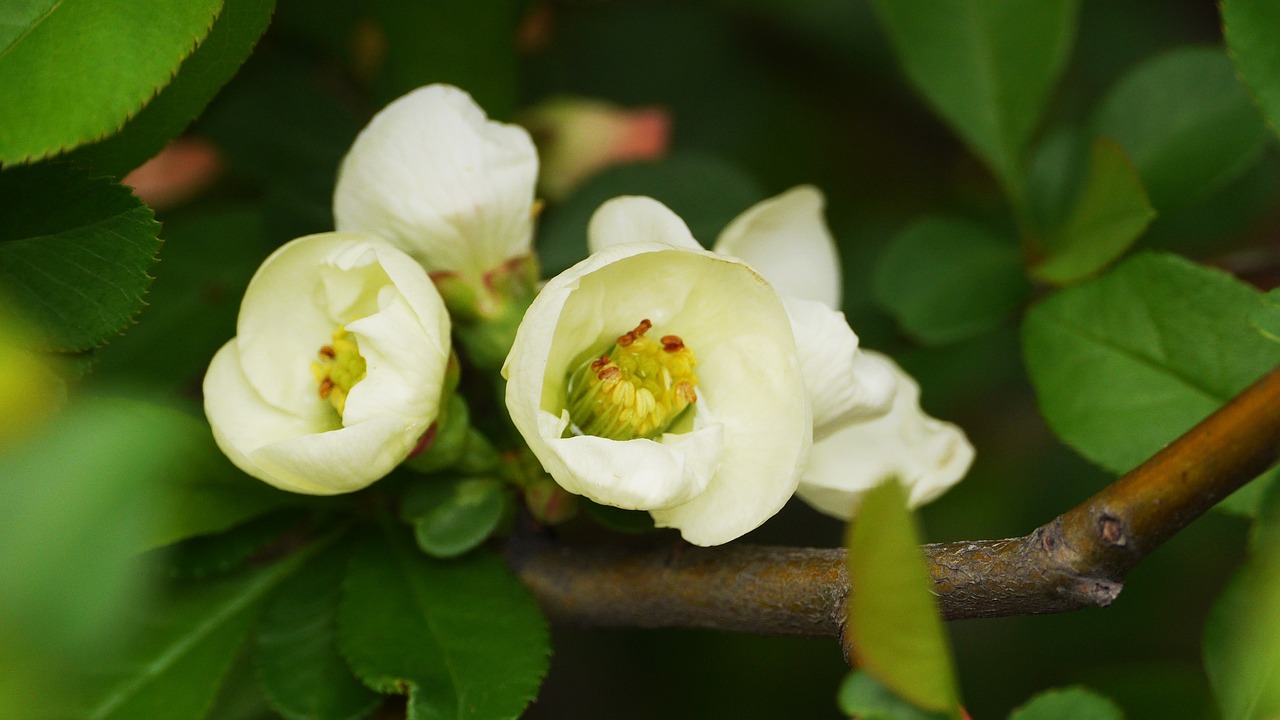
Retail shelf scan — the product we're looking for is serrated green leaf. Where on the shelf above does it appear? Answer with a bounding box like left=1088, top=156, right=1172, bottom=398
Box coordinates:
left=164, top=510, right=304, bottom=580
left=1204, top=481, right=1280, bottom=720
left=1008, top=687, right=1124, bottom=720
left=873, top=217, right=1030, bottom=345
left=0, top=163, right=161, bottom=352
left=837, top=671, right=950, bottom=720
left=537, top=153, right=765, bottom=276
left=64, top=551, right=309, bottom=720
left=846, top=481, right=960, bottom=716
left=1224, top=0, right=1280, bottom=142
left=0, top=0, right=223, bottom=164
left=338, top=523, right=549, bottom=720
left=256, top=547, right=381, bottom=720
left=65, top=0, right=277, bottom=176
left=866, top=0, right=1078, bottom=195
left=1033, top=138, right=1155, bottom=285
left=1023, top=252, right=1280, bottom=515
left=1093, top=47, right=1269, bottom=214
left=402, top=478, right=510, bottom=559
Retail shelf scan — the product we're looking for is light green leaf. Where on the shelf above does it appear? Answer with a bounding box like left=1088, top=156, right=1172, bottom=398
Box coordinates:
left=0, top=0, right=223, bottom=164
left=846, top=481, right=960, bottom=715
left=837, top=671, right=950, bottom=720
left=64, top=551, right=309, bottom=720
left=873, top=217, right=1030, bottom=345
left=1023, top=252, right=1280, bottom=514
left=0, top=0, right=58, bottom=55
left=1204, top=481, right=1280, bottom=719
left=1093, top=47, right=1270, bottom=214
left=338, top=523, right=550, bottom=720
left=65, top=0, right=276, bottom=177
left=0, top=163, right=161, bottom=353
left=1033, top=138, right=1155, bottom=285
left=1008, top=687, right=1124, bottom=720
left=537, top=153, right=765, bottom=276
left=401, top=478, right=511, bottom=560
left=1253, top=289, right=1280, bottom=345
left=866, top=0, right=1078, bottom=194
left=1224, top=0, right=1280, bottom=141
left=256, top=547, right=380, bottom=720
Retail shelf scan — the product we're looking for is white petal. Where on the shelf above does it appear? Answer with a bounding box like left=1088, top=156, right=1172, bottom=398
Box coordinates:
left=587, top=196, right=703, bottom=254
left=714, top=185, right=842, bottom=309
left=250, top=416, right=420, bottom=495
left=784, top=297, right=896, bottom=439
left=505, top=242, right=810, bottom=545
left=795, top=353, right=974, bottom=520
left=333, top=84, right=538, bottom=279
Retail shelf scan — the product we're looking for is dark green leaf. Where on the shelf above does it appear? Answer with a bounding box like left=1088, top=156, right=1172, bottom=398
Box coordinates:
left=1023, top=252, right=1280, bottom=514
left=873, top=217, right=1030, bottom=345
left=1253, top=289, right=1280, bottom=345
left=204, top=644, right=277, bottom=720
left=837, top=671, right=950, bottom=720
left=256, top=547, right=381, bottom=720
left=1026, top=126, right=1089, bottom=237
left=370, top=0, right=523, bottom=119
left=164, top=510, right=304, bottom=580
left=537, top=153, right=765, bottom=276
left=402, top=478, right=510, bottom=559
left=1033, top=138, right=1155, bottom=285
left=582, top=500, right=656, bottom=534
left=0, top=163, right=161, bottom=352
left=1224, top=0, right=1280, bottom=141
left=65, top=0, right=277, bottom=177
left=338, top=523, right=550, bottom=720
left=1092, top=47, right=1270, bottom=214
left=1204, top=481, right=1280, bottom=720
left=866, top=0, right=1078, bottom=194
left=846, top=481, right=960, bottom=715
left=1008, top=687, right=1124, bottom=720
left=0, top=0, right=222, bottom=164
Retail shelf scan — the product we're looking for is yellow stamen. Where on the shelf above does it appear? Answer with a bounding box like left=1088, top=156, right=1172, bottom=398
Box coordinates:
left=565, top=319, right=699, bottom=440
left=311, top=328, right=366, bottom=416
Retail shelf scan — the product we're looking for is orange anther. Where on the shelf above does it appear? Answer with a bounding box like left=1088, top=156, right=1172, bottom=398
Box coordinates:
left=318, top=345, right=337, bottom=360
left=661, top=335, right=684, bottom=352
left=318, top=377, right=335, bottom=399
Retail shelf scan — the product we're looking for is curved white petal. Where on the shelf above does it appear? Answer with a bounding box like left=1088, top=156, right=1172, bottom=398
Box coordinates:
left=587, top=196, right=702, bottom=254
left=714, top=185, right=842, bottom=309
left=505, top=242, right=810, bottom=545
left=333, top=84, right=538, bottom=279
left=784, top=297, right=896, bottom=439
left=795, top=353, right=974, bottom=519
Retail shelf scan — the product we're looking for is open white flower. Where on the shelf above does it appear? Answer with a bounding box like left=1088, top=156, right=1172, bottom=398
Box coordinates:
left=503, top=200, right=811, bottom=546
left=204, top=232, right=451, bottom=494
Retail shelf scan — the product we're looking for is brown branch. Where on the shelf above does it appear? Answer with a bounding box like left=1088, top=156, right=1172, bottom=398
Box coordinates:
left=506, top=365, right=1280, bottom=636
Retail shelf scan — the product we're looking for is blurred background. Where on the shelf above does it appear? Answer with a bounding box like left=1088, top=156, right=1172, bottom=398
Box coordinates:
left=32, top=0, right=1274, bottom=717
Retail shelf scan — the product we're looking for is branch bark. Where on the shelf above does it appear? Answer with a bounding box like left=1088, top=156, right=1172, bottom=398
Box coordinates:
left=507, top=365, right=1280, bottom=636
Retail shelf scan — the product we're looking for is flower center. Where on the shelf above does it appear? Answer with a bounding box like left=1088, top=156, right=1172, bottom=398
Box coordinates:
left=311, top=328, right=367, bottom=416
left=565, top=319, right=699, bottom=440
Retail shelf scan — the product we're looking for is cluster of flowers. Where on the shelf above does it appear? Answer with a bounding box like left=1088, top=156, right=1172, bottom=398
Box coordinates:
left=203, top=85, right=974, bottom=546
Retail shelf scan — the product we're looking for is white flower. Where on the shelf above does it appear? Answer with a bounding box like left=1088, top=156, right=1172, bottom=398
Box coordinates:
left=204, top=232, right=452, bottom=494
left=503, top=199, right=811, bottom=546
left=333, top=84, right=539, bottom=293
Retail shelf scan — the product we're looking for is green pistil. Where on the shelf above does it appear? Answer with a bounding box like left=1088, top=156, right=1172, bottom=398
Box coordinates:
left=311, top=328, right=367, bottom=416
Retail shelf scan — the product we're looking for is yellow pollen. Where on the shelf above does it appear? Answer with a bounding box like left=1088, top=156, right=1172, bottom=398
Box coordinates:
left=310, top=328, right=366, bottom=416
left=565, top=319, right=699, bottom=440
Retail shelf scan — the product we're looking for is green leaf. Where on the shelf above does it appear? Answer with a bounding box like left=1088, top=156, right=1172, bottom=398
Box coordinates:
left=1032, top=138, right=1155, bottom=285
left=1008, top=687, right=1124, bottom=720
left=164, top=510, right=304, bottom=580
left=64, top=552, right=308, bottom=720
left=1224, top=0, right=1280, bottom=142
left=401, top=478, right=511, bottom=559
left=338, top=523, right=550, bottom=720
left=866, top=0, right=1078, bottom=194
left=0, top=163, right=161, bottom=353
left=256, top=547, right=381, bottom=720
left=65, top=0, right=277, bottom=176
left=837, top=671, right=950, bottom=720
left=873, top=217, right=1030, bottom=345
left=0, top=0, right=223, bottom=164
left=846, top=481, right=960, bottom=715
left=0, top=1, right=59, bottom=55
left=370, top=0, right=522, bottom=119
left=1092, top=47, right=1270, bottom=214
left=1253, top=289, right=1280, bottom=345
left=1022, top=252, right=1280, bottom=513
left=1203, top=481, right=1280, bottom=720
left=537, top=153, right=765, bottom=276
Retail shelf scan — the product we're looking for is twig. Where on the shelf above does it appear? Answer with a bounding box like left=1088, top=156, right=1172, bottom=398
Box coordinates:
left=506, top=366, right=1280, bottom=636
